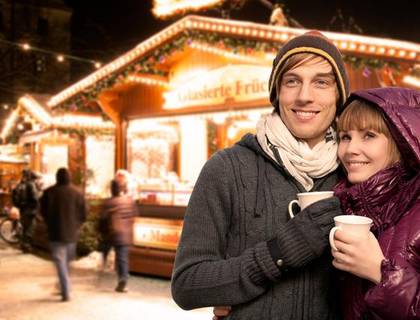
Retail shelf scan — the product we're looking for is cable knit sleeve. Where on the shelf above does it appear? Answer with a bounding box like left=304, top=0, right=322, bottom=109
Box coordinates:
left=171, top=151, right=281, bottom=310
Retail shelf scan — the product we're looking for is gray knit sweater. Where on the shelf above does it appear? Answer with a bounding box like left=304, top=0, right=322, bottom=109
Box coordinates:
left=171, top=134, right=342, bottom=320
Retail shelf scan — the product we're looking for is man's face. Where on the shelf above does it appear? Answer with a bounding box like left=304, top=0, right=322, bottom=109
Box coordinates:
left=277, top=58, right=338, bottom=148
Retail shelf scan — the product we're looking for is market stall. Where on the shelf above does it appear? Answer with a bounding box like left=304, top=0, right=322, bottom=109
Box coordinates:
left=0, top=95, right=115, bottom=197
left=0, top=94, right=116, bottom=250
left=19, top=15, right=420, bottom=277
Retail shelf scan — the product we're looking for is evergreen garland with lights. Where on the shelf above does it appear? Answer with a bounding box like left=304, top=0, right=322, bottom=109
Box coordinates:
left=58, top=127, right=115, bottom=137
left=5, top=125, right=114, bottom=145
left=57, top=30, right=404, bottom=112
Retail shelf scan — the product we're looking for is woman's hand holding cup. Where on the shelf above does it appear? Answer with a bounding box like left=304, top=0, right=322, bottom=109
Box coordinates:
left=330, top=215, right=384, bottom=284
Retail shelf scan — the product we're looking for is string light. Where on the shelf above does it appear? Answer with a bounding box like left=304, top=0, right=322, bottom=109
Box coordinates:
left=21, top=43, right=31, bottom=50
left=0, top=108, right=20, bottom=140
left=52, top=114, right=115, bottom=129
left=188, top=41, right=270, bottom=63
left=403, top=75, right=420, bottom=88
left=19, top=96, right=53, bottom=126
left=152, top=0, right=224, bottom=18
left=0, top=38, right=101, bottom=68
left=126, top=75, right=168, bottom=87
left=45, top=16, right=419, bottom=108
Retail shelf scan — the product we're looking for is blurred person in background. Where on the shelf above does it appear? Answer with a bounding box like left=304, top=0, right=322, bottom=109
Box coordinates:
left=40, top=168, right=87, bottom=302
left=98, top=177, right=138, bottom=292
left=97, top=169, right=137, bottom=270
left=12, top=169, right=42, bottom=252
left=115, top=169, right=137, bottom=198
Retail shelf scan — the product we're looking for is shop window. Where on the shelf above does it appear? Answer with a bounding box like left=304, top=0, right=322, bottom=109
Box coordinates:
left=226, top=119, right=258, bottom=146
left=41, top=144, right=68, bottom=188
left=127, top=122, right=185, bottom=205
left=85, top=135, right=115, bottom=198
left=129, top=135, right=177, bottom=179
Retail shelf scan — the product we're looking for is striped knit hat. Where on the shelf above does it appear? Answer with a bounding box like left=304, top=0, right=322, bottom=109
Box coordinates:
left=268, top=31, right=350, bottom=113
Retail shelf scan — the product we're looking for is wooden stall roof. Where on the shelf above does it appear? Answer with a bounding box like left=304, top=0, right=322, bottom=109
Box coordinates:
left=0, top=94, right=115, bottom=142
left=19, top=15, right=420, bottom=123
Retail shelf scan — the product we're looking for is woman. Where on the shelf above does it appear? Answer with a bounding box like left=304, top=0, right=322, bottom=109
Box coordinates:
left=331, top=87, right=420, bottom=319
left=98, top=178, right=138, bottom=292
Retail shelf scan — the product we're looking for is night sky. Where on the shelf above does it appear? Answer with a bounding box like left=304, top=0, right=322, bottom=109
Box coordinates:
left=65, top=0, right=419, bottom=75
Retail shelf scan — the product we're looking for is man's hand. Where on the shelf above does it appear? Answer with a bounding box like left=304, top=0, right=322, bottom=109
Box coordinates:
left=331, top=230, right=384, bottom=284
left=212, top=306, right=232, bottom=320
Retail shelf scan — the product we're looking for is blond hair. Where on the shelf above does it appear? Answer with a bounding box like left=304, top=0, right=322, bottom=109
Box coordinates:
left=337, top=99, right=401, bottom=165
left=277, top=52, right=326, bottom=80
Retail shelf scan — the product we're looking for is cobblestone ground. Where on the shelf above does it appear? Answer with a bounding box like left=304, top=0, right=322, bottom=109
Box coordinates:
left=0, top=241, right=211, bottom=320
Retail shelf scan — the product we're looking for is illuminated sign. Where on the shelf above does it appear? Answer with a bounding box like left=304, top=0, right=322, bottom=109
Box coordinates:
left=133, top=217, right=183, bottom=250
left=163, top=64, right=270, bottom=110
left=152, top=0, right=224, bottom=18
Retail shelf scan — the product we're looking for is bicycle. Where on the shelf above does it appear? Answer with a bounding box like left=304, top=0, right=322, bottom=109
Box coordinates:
left=0, top=206, right=22, bottom=245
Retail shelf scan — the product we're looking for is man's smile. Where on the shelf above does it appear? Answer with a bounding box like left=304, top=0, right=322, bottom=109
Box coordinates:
left=293, top=110, right=319, bottom=121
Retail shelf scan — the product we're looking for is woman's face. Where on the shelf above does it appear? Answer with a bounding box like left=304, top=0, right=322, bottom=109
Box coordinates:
left=338, top=129, right=393, bottom=184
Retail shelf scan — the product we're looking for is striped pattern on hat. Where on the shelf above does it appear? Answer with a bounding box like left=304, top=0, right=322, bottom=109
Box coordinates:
left=268, top=31, right=350, bottom=113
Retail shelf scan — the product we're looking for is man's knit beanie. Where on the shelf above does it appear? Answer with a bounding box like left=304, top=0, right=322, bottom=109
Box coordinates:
left=268, top=30, right=350, bottom=113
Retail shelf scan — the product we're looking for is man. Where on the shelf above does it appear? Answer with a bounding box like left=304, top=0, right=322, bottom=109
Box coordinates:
left=171, top=31, right=349, bottom=319
left=12, top=169, right=41, bottom=252
left=40, top=168, right=87, bottom=302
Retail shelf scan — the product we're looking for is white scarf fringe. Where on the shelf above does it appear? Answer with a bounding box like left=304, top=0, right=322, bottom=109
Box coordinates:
left=256, top=112, right=339, bottom=191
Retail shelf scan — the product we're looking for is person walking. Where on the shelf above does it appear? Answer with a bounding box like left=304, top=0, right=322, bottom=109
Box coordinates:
left=98, top=177, right=138, bottom=293
left=331, top=87, right=420, bottom=319
left=40, top=167, right=87, bottom=302
left=171, top=31, right=349, bottom=319
left=12, top=169, right=41, bottom=252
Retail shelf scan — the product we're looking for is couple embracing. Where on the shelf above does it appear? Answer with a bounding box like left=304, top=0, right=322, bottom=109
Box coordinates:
left=172, top=31, right=420, bottom=320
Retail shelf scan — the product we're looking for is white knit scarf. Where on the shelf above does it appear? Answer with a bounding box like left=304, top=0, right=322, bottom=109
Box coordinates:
left=256, top=112, right=339, bottom=191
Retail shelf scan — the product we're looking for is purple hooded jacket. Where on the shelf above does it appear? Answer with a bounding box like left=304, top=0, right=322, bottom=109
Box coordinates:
left=334, top=87, right=420, bottom=319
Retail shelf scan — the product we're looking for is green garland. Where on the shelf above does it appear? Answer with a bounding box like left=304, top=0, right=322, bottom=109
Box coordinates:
left=5, top=126, right=114, bottom=145
left=57, top=30, right=404, bottom=112
left=343, top=55, right=400, bottom=72
left=4, top=115, right=38, bottom=144
left=6, top=128, right=20, bottom=144
left=58, top=127, right=115, bottom=137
